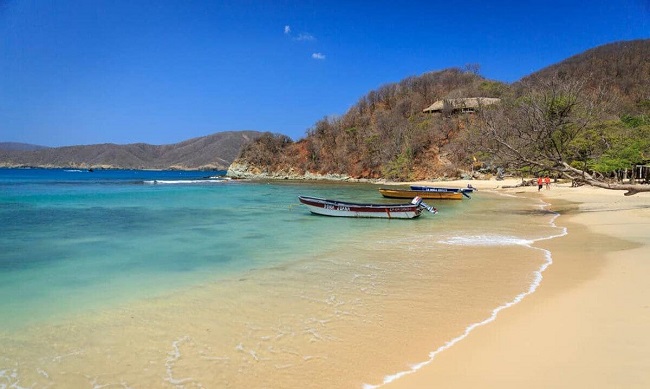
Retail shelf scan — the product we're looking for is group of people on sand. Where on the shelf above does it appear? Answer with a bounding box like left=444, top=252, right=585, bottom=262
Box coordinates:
left=537, top=176, right=551, bottom=191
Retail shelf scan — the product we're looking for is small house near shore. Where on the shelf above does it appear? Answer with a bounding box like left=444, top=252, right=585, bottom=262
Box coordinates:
left=423, top=97, right=501, bottom=114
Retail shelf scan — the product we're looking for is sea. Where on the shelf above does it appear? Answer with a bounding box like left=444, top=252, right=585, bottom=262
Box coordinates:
left=0, top=168, right=565, bottom=388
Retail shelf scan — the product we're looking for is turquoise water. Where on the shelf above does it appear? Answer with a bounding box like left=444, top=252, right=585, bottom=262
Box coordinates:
left=0, top=168, right=564, bottom=388
left=0, top=168, right=467, bottom=329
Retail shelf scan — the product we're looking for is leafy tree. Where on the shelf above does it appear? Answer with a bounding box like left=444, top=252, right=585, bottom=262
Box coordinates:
left=590, top=119, right=650, bottom=182
left=471, top=75, right=650, bottom=195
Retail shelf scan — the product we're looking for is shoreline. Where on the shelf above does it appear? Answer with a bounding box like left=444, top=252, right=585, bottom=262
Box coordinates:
left=2, top=175, right=648, bottom=387
left=381, top=179, right=650, bottom=388
left=0, top=176, right=554, bottom=388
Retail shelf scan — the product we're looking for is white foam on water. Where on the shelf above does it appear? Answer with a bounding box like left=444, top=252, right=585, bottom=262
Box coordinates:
left=235, top=343, right=262, bottom=362
left=439, top=235, right=534, bottom=246
left=90, top=376, right=134, bottom=389
left=0, top=368, right=30, bottom=389
left=51, top=349, right=83, bottom=363
left=164, top=336, right=196, bottom=387
left=362, top=199, right=568, bottom=389
left=36, top=368, right=49, bottom=379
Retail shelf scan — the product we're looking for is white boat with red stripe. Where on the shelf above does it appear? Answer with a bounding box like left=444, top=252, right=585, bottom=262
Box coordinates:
left=298, top=195, right=437, bottom=219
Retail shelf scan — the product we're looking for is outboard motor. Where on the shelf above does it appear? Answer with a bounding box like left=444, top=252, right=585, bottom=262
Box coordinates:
left=411, top=196, right=437, bottom=214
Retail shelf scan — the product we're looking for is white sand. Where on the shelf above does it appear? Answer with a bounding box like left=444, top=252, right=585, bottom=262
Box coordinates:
left=384, top=179, right=650, bottom=388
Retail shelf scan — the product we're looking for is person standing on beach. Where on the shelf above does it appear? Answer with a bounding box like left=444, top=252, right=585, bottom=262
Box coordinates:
left=537, top=177, right=543, bottom=191
left=545, top=176, right=551, bottom=190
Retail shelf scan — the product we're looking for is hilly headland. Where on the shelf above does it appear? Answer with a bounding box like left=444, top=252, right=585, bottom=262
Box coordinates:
left=228, top=39, right=650, bottom=186
left=0, top=131, right=263, bottom=170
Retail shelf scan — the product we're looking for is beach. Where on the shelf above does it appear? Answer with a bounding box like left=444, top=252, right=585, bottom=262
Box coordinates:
left=383, top=179, right=650, bottom=388
left=2, top=171, right=649, bottom=388
left=0, top=171, right=562, bottom=388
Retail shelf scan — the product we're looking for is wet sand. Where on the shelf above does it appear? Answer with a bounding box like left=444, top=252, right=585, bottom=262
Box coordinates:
left=384, top=179, right=650, bottom=388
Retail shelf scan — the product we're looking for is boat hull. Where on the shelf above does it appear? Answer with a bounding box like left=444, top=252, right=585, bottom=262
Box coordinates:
left=298, top=196, right=422, bottom=219
left=410, top=185, right=474, bottom=193
left=408, top=185, right=474, bottom=198
left=379, top=188, right=463, bottom=200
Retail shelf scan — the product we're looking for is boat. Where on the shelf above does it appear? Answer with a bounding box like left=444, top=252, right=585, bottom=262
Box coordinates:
left=410, top=184, right=476, bottom=193
left=409, top=184, right=476, bottom=198
left=298, top=195, right=437, bottom=219
left=378, top=188, right=465, bottom=200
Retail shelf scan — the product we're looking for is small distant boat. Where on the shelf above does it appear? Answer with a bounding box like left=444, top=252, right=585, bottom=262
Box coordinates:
left=409, top=184, right=476, bottom=198
left=143, top=177, right=231, bottom=185
left=378, top=188, right=464, bottom=200
left=298, top=195, right=437, bottom=219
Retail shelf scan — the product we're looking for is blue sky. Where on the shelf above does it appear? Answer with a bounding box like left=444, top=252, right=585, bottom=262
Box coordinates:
left=1, top=1, right=648, bottom=147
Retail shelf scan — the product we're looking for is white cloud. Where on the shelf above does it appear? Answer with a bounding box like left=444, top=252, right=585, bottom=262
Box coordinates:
left=284, top=25, right=315, bottom=41
left=285, top=25, right=325, bottom=59
left=296, top=33, right=315, bottom=41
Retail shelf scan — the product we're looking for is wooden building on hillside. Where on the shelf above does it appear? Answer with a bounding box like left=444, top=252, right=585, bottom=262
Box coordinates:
left=423, top=97, right=501, bottom=114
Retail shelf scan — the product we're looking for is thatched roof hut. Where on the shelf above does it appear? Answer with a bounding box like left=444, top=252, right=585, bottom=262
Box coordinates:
left=423, top=97, right=501, bottom=113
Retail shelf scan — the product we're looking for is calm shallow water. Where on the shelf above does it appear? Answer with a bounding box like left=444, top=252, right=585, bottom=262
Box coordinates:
left=0, top=168, right=562, bottom=388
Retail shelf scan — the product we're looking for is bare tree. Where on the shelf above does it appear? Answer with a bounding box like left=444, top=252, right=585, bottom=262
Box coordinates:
left=473, top=76, right=650, bottom=195
left=464, top=63, right=481, bottom=76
